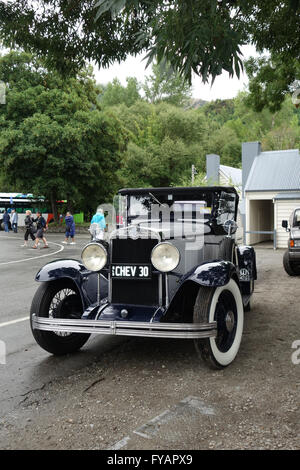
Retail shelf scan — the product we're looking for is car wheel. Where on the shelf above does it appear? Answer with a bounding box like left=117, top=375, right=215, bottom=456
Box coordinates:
left=283, top=251, right=299, bottom=276
left=30, top=280, right=90, bottom=355
left=218, top=238, right=235, bottom=263
left=193, top=278, right=244, bottom=369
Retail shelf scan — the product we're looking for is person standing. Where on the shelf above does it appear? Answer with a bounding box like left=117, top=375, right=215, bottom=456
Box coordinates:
left=11, top=209, right=18, bottom=233
left=90, top=208, right=106, bottom=240
left=63, top=211, right=76, bottom=244
left=3, top=210, right=10, bottom=233
left=22, top=210, right=36, bottom=247
left=32, top=211, right=48, bottom=249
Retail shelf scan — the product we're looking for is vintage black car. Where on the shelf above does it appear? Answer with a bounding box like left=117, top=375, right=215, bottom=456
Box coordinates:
left=282, top=208, right=300, bottom=276
left=30, top=186, right=257, bottom=369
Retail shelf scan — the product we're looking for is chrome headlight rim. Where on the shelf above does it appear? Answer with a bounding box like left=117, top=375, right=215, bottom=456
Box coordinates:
left=81, top=242, right=108, bottom=272
left=151, top=242, right=180, bottom=273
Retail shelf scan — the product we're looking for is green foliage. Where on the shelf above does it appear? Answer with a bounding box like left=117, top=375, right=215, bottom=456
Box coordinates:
left=113, top=89, right=299, bottom=190
left=98, top=77, right=142, bottom=107
left=0, top=50, right=299, bottom=210
left=143, top=62, right=192, bottom=106
left=120, top=137, right=196, bottom=188
left=0, top=51, right=124, bottom=218
left=1, top=1, right=299, bottom=111
left=245, top=55, right=300, bottom=112
left=179, top=171, right=207, bottom=188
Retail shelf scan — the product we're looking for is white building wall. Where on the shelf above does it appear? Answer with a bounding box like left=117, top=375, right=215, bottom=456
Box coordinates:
left=275, top=200, right=300, bottom=249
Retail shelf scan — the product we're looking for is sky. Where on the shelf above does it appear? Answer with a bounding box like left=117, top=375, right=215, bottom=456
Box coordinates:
left=93, top=44, right=259, bottom=101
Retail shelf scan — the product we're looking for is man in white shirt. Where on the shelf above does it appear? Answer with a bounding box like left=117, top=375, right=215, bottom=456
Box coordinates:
left=11, top=209, right=18, bottom=233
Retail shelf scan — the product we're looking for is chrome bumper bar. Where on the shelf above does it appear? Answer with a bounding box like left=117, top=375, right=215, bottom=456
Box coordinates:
left=31, top=314, right=217, bottom=339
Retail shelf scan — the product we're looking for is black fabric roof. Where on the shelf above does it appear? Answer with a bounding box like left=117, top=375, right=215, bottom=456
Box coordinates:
left=118, top=186, right=238, bottom=196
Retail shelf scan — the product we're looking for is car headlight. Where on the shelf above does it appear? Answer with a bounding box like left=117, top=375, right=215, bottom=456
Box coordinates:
left=81, top=243, right=107, bottom=272
left=151, top=242, right=180, bottom=273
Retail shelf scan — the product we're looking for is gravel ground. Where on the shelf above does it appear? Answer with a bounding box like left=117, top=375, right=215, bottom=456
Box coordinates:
left=0, top=246, right=299, bottom=450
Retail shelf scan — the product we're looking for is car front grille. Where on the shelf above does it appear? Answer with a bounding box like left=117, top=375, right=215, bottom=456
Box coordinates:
left=110, top=238, right=159, bottom=306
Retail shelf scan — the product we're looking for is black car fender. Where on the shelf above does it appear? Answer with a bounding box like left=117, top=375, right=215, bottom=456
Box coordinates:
left=163, top=260, right=239, bottom=323
left=35, top=259, right=108, bottom=308
left=179, top=260, right=239, bottom=287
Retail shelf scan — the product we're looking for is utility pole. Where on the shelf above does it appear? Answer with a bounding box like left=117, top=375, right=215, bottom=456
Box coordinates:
left=191, top=164, right=197, bottom=184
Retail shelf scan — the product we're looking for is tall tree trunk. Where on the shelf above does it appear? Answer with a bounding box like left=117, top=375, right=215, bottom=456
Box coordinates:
left=50, top=192, right=58, bottom=222
left=66, top=193, right=74, bottom=214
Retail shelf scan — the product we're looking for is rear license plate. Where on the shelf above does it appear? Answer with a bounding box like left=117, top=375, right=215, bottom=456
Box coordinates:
left=111, top=264, right=152, bottom=279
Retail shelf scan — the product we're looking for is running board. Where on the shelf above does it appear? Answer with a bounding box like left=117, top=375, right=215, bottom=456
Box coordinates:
left=31, top=315, right=217, bottom=339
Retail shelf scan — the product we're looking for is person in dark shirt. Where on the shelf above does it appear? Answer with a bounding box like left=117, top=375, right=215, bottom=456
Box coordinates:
left=21, top=210, right=36, bottom=247
left=32, top=211, right=48, bottom=249
left=3, top=210, right=10, bottom=232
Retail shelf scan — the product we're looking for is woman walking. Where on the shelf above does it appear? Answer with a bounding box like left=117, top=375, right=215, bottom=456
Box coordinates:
left=22, top=210, right=36, bottom=247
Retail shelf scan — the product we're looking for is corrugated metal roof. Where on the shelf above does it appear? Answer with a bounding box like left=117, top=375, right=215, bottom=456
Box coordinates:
left=220, top=165, right=242, bottom=189
left=245, top=149, right=300, bottom=192
left=274, top=192, right=300, bottom=200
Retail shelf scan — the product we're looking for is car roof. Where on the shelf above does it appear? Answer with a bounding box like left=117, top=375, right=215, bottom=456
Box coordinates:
left=118, top=186, right=238, bottom=196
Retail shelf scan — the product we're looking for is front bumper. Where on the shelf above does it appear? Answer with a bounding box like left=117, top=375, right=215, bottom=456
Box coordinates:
left=31, top=314, right=217, bottom=339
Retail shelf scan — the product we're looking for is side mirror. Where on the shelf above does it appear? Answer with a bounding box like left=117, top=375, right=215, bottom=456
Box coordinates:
left=282, top=220, right=289, bottom=231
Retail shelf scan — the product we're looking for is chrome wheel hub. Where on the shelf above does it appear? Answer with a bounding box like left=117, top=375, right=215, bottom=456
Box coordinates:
left=225, top=310, right=235, bottom=332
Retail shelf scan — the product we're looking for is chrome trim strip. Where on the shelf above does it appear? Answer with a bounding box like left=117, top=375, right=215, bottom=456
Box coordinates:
left=165, top=273, right=169, bottom=307
left=97, top=273, right=101, bottom=304
left=158, top=273, right=163, bottom=306
left=150, top=307, right=161, bottom=323
left=31, top=314, right=217, bottom=339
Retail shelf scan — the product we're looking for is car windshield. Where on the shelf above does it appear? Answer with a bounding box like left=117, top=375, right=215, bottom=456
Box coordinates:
left=293, top=209, right=300, bottom=227
left=128, top=193, right=213, bottom=223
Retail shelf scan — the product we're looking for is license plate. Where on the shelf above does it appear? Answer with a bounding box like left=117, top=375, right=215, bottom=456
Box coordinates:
left=111, top=264, right=152, bottom=279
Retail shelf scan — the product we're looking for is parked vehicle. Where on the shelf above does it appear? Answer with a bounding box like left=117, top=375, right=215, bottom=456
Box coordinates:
left=0, top=193, right=55, bottom=230
left=30, top=186, right=257, bottom=369
left=282, top=208, right=300, bottom=276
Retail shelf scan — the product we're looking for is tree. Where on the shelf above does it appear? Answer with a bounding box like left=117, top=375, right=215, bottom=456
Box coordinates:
left=120, top=137, right=196, bottom=188
left=0, top=1, right=299, bottom=111
left=98, top=77, right=141, bottom=107
left=110, top=101, right=209, bottom=188
left=143, top=62, right=192, bottom=106
left=0, top=51, right=124, bottom=218
left=245, top=55, right=300, bottom=112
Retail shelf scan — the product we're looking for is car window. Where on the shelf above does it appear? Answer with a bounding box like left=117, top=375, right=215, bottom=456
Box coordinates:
left=293, top=209, right=300, bottom=227
left=216, top=191, right=236, bottom=225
